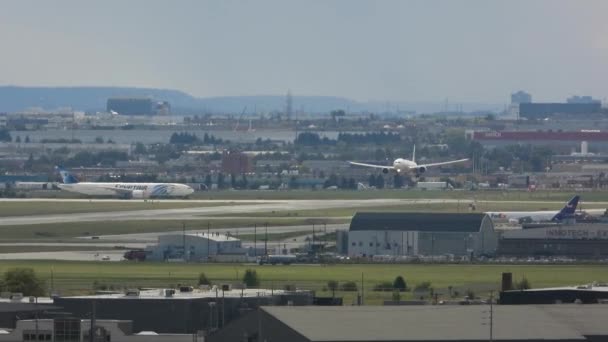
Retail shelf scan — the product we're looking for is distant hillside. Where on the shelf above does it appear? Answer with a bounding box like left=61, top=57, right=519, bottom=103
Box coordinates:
left=0, top=86, right=199, bottom=113
left=0, top=86, right=503, bottom=114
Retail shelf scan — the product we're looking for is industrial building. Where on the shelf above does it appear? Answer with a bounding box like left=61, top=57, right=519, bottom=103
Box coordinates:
left=106, top=98, right=170, bottom=116
left=209, top=305, right=608, bottom=342
left=497, top=223, right=608, bottom=258
left=221, top=151, right=253, bottom=175
left=347, top=213, right=497, bottom=258
left=145, top=232, right=247, bottom=262
left=467, top=130, right=608, bottom=153
left=52, top=288, right=313, bottom=335
left=519, top=102, right=602, bottom=120
left=0, top=318, right=200, bottom=342
left=501, top=283, right=608, bottom=304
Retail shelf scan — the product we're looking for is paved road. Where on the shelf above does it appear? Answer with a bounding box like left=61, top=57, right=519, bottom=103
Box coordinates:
left=0, top=199, right=452, bottom=226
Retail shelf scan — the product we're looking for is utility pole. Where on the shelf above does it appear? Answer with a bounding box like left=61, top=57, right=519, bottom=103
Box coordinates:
left=264, top=222, right=268, bottom=256
left=207, top=222, right=210, bottom=261
left=89, top=300, right=96, bottom=342
left=254, top=224, right=257, bottom=257
left=182, top=222, right=186, bottom=261
left=361, top=273, right=364, bottom=305
left=489, top=291, right=494, bottom=342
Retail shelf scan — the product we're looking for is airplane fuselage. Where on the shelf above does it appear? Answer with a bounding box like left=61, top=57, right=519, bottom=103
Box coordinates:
left=393, top=158, right=418, bottom=173
left=58, top=182, right=194, bottom=198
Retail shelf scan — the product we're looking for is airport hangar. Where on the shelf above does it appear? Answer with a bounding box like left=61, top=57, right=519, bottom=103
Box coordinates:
left=340, top=212, right=498, bottom=258
left=339, top=212, right=608, bottom=259
left=497, top=223, right=608, bottom=258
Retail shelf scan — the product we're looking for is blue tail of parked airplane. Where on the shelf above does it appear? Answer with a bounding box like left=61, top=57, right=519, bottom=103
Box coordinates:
left=55, top=166, right=79, bottom=184
left=551, top=195, right=580, bottom=221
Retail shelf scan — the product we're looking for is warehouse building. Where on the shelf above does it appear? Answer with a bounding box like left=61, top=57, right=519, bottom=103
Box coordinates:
left=501, top=283, right=608, bottom=304
left=145, top=232, right=247, bottom=262
left=519, top=102, right=602, bottom=120
left=210, top=305, right=608, bottom=342
left=0, top=318, right=201, bottom=342
left=347, top=213, right=497, bottom=258
left=497, top=223, right=608, bottom=258
left=54, top=288, right=313, bottom=335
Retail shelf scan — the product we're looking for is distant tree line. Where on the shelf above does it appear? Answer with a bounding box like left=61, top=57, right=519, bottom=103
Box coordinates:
left=295, top=132, right=402, bottom=147
left=337, top=132, right=401, bottom=144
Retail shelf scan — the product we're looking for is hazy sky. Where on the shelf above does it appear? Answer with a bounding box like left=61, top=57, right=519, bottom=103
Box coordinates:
left=1, top=0, right=607, bottom=103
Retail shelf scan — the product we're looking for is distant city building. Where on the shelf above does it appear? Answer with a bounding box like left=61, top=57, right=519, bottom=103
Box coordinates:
left=511, top=90, right=532, bottom=104
left=155, top=101, right=171, bottom=115
left=467, top=130, right=608, bottom=152
left=519, top=102, right=602, bottom=119
left=106, top=98, right=171, bottom=116
left=567, top=95, right=601, bottom=104
left=221, top=151, right=253, bottom=174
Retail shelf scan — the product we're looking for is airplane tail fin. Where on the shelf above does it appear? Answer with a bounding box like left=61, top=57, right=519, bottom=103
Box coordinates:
left=412, top=144, right=416, bottom=163
left=552, top=195, right=580, bottom=221
left=55, top=166, right=79, bottom=184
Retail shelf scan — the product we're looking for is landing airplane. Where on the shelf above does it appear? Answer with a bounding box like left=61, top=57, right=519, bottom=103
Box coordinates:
left=55, top=166, right=194, bottom=199
left=348, top=145, right=468, bottom=176
left=486, top=195, right=580, bottom=223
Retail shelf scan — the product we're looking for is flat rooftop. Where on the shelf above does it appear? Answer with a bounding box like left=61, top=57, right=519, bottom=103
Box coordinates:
left=64, top=287, right=292, bottom=300
left=262, top=304, right=608, bottom=341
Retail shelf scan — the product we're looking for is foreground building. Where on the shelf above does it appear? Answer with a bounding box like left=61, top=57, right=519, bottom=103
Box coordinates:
left=210, top=304, right=608, bottom=342
left=0, top=318, right=199, bottom=342
left=347, top=212, right=497, bottom=258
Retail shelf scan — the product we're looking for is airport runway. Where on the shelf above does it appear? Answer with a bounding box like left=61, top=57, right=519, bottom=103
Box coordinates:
left=0, top=198, right=454, bottom=226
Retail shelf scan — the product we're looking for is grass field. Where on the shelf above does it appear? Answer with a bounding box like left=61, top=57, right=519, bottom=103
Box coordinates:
left=0, top=218, right=348, bottom=241
left=0, top=201, right=246, bottom=217
left=1, top=261, right=607, bottom=304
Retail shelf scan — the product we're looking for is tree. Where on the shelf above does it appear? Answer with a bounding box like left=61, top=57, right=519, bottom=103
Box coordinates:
left=134, top=142, right=147, bottom=155
left=198, top=272, right=211, bottom=286
left=95, top=136, right=104, bottom=144
left=217, top=173, right=226, bottom=189
left=515, top=277, right=531, bottom=290
left=15, top=135, right=21, bottom=143
left=242, top=269, right=260, bottom=288
left=0, top=129, right=11, bottom=142
left=375, top=175, right=385, bottom=189
left=327, top=280, right=338, bottom=297
left=204, top=174, right=213, bottom=189
left=340, top=281, right=358, bottom=292
left=24, top=135, right=30, bottom=143
left=392, top=290, right=401, bottom=302
left=393, top=174, right=404, bottom=189
left=2, top=268, right=45, bottom=296
left=230, top=174, right=236, bottom=189
left=368, top=174, right=376, bottom=187
left=393, top=276, right=407, bottom=292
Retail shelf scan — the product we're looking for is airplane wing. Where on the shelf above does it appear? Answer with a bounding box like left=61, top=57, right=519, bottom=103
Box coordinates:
left=100, top=186, right=134, bottom=196
left=348, top=161, right=395, bottom=170
left=418, top=159, right=468, bottom=168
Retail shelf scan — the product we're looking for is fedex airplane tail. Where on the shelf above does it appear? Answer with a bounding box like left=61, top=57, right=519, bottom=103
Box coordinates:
left=551, top=195, right=580, bottom=221
left=55, top=166, right=79, bottom=184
